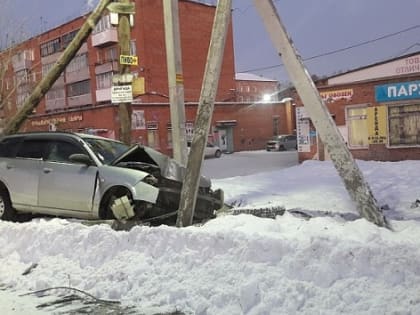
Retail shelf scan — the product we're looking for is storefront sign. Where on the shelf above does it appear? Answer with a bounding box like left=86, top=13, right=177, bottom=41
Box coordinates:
left=375, top=80, right=420, bottom=102
left=395, top=55, right=420, bottom=75
left=320, top=89, right=353, bottom=103
left=31, top=114, right=83, bottom=127
left=367, top=106, right=387, bottom=144
left=296, top=107, right=311, bottom=152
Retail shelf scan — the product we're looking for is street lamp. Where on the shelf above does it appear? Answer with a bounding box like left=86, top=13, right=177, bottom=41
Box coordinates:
left=262, top=94, right=272, bottom=102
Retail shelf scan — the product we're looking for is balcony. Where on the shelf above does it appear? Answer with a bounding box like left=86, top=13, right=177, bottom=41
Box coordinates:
left=67, top=93, right=92, bottom=108
left=95, top=61, right=118, bottom=75
left=46, top=98, right=66, bottom=112
left=96, top=88, right=111, bottom=103
left=92, top=28, right=118, bottom=47
left=66, top=66, right=90, bottom=84
left=12, top=59, right=32, bottom=72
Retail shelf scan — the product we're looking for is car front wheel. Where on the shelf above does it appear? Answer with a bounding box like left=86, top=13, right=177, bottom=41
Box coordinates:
left=215, top=150, right=222, bottom=158
left=0, top=189, right=16, bottom=221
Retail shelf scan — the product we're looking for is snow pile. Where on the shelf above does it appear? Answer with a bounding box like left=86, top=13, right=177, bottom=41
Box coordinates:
left=0, top=159, right=420, bottom=314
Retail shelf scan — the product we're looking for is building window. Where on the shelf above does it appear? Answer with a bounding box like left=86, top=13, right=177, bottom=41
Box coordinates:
left=130, top=40, right=136, bottom=56
left=66, top=53, right=88, bottom=73
left=46, top=88, right=65, bottom=100
left=96, top=72, right=113, bottom=89
left=67, top=80, right=91, bottom=97
left=16, top=92, right=29, bottom=108
left=93, top=15, right=112, bottom=34
left=40, top=38, right=61, bottom=57
left=347, top=106, right=368, bottom=147
left=61, top=29, right=79, bottom=49
left=146, top=122, right=159, bottom=148
left=105, top=47, right=118, bottom=62
left=12, top=49, right=34, bottom=64
left=42, top=62, right=64, bottom=78
left=388, top=104, right=420, bottom=146
left=15, top=69, right=30, bottom=85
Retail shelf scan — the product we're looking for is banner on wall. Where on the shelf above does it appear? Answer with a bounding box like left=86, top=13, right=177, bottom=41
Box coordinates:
left=131, top=110, right=146, bottom=130
left=367, top=106, right=387, bottom=144
left=296, top=107, right=311, bottom=152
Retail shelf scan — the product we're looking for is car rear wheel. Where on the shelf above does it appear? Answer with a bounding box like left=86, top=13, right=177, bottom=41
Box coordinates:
left=0, top=189, right=16, bottom=221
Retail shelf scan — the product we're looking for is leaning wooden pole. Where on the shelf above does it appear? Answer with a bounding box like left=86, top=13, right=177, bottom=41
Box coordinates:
left=176, top=0, right=232, bottom=227
left=2, top=0, right=113, bottom=135
left=254, top=0, right=389, bottom=228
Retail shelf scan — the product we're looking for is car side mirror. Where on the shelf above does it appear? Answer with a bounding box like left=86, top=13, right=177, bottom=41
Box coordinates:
left=69, top=153, right=93, bottom=166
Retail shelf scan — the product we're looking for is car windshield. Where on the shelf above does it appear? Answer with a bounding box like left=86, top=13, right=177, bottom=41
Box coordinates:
left=83, top=137, right=130, bottom=165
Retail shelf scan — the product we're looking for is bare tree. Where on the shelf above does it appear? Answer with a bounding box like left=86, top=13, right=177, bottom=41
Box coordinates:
left=0, top=0, right=30, bottom=130
left=1, top=0, right=112, bottom=135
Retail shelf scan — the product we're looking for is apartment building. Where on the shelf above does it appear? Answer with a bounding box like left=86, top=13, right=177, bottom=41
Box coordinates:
left=1, top=0, right=294, bottom=155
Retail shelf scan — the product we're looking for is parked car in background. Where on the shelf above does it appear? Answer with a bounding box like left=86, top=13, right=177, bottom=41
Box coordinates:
left=0, top=132, right=224, bottom=225
left=187, top=142, right=222, bottom=158
left=266, top=134, right=297, bottom=151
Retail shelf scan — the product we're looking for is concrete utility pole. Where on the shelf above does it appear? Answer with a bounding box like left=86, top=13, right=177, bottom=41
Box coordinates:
left=254, top=0, right=388, bottom=228
left=163, top=0, right=188, bottom=165
left=176, top=0, right=232, bottom=227
left=2, top=0, right=112, bottom=135
left=116, top=0, right=134, bottom=145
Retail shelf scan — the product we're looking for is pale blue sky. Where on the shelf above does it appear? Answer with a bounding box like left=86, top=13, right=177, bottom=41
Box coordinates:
left=6, top=0, right=420, bottom=83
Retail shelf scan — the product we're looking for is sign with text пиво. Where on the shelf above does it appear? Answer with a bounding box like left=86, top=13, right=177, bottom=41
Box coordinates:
left=111, top=85, right=133, bottom=104
left=120, top=54, right=138, bottom=66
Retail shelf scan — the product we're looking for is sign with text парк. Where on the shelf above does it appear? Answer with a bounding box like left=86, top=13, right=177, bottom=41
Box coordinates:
left=111, top=85, right=133, bottom=104
left=375, top=80, right=420, bottom=102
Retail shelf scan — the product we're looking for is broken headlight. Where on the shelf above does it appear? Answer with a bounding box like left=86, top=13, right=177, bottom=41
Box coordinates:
left=143, top=174, right=158, bottom=186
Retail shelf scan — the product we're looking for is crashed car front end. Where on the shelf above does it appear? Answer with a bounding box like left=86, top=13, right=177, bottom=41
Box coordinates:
left=107, top=144, right=224, bottom=224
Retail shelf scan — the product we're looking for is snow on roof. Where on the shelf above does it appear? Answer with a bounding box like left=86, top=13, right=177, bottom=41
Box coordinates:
left=235, top=72, right=278, bottom=82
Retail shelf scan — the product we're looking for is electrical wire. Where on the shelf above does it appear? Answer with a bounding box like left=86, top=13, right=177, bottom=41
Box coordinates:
left=240, top=24, right=420, bottom=74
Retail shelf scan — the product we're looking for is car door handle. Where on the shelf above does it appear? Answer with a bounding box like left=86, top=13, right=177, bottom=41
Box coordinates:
left=43, top=168, right=53, bottom=174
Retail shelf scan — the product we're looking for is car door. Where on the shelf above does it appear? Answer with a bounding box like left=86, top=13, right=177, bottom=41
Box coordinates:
left=38, top=139, right=99, bottom=215
left=2, top=138, right=46, bottom=210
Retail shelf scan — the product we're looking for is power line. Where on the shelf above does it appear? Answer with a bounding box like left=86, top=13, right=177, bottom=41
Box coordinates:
left=240, top=24, right=420, bottom=74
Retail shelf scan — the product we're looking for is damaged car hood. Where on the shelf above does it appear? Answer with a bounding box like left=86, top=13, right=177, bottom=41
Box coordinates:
left=111, top=145, right=211, bottom=187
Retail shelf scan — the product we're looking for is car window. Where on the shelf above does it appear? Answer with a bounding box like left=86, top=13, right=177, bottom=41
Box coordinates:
left=46, top=141, right=85, bottom=163
left=0, top=137, right=22, bottom=158
left=83, top=137, right=129, bottom=164
left=16, top=139, right=48, bottom=159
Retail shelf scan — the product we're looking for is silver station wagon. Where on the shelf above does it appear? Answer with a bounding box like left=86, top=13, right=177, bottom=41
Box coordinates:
left=0, top=132, right=223, bottom=225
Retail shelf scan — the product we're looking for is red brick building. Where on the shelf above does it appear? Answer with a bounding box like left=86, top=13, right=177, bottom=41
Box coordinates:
left=292, top=51, right=420, bottom=162
left=1, top=0, right=294, bottom=155
left=234, top=73, right=279, bottom=103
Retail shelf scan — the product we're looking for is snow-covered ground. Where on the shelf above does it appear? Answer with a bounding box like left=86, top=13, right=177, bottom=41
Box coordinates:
left=1, top=151, right=420, bottom=314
